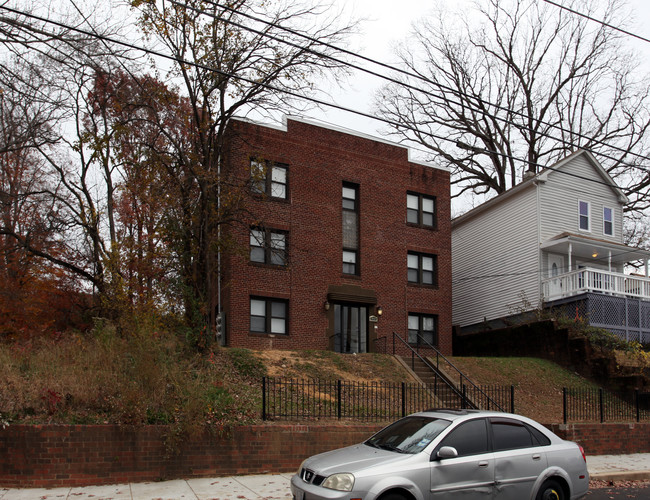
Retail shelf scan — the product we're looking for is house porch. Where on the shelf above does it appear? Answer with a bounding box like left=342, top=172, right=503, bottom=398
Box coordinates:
left=545, top=291, right=650, bottom=344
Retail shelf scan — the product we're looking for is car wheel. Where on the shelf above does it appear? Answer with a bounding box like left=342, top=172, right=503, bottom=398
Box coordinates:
left=378, top=492, right=409, bottom=500
left=536, top=479, right=565, bottom=500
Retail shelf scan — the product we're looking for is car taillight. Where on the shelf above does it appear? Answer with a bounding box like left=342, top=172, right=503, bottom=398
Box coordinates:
left=579, top=445, right=586, bottom=462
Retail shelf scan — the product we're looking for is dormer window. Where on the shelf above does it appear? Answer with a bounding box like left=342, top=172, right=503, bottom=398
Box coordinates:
left=579, top=201, right=590, bottom=231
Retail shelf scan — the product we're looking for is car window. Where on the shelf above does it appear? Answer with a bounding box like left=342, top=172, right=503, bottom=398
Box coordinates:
left=365, top=416, right=451, bottom=454
left=491, top=418, right=546, bottom=451
left=528, top=424, right=552, bottom=446
left=438, top=418, right=489, bottom=457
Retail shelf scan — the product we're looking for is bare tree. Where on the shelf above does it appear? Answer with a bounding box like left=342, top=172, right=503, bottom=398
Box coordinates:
left=0, top=0, right=358, bottom=336
left=130, top=0, right=358, bottom=332
left=0, top=1, right=140, bottom=313
left=375, top=0, right=650, bottom=216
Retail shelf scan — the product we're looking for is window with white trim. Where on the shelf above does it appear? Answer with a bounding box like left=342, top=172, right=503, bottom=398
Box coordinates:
left=603, top=207, right=614, bottom=236
left=579, top=201, right=590, bottom=231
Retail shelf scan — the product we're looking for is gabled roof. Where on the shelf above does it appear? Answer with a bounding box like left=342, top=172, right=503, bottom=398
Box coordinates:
left=452, top=150, right=628, bottom=228
left=536, top=150, right=627, bottom=203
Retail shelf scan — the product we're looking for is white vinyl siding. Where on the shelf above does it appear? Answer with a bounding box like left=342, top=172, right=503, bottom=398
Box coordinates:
left=538, top=154, right=623, bottom=244
left=452, top=185, right=539, bottom=328
left=452, top=151, right=627, bottom=328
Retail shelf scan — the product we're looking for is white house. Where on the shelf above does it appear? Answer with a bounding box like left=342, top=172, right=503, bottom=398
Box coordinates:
left=452, top=150, right=650, bottom=343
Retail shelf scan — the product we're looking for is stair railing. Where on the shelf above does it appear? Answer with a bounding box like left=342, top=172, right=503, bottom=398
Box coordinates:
left=391, top=332, right=474, bottom=409
left=392, top=331, right=506, bottom=412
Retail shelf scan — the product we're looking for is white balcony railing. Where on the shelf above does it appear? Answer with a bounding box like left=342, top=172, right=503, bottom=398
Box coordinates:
left=542, top=267, right=650, bottom=302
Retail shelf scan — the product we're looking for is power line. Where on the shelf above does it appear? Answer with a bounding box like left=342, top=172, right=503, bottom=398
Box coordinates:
left=194, top=0, right=650, bottom=170
left=453, top=247, right=650, bottom=286
left=543, top=0, right=650, bottom=44
left=0, top=3, right=642, bottom=192
left=4, top=3, right=650, bottom=283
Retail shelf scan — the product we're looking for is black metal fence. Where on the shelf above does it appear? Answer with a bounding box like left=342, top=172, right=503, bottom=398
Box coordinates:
left=563, top=388, right=650, bottom=423
left=261, top=377, right=514, bottom=421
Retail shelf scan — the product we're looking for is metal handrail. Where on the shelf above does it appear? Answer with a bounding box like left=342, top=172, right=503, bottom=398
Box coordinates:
left=391, top=332, right=473, bottom=409
left=392, top=331, right=505, bottom=412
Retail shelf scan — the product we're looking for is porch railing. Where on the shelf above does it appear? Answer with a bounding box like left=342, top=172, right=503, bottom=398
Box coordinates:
left=542, top=267, right=650, bottom=302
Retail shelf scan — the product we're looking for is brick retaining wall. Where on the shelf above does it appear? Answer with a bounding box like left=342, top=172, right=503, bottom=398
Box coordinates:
left=549, top=423, right=650, bottom=455
left=0, top=423, right=383, bottom=488
left=2, top=422, right=649, bottom=488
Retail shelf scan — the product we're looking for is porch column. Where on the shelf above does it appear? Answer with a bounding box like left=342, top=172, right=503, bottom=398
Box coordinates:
left=568, top=243, right=572, bottom=272
left=645, top=259, right=648, bottom=278
left=608, top=250, right=612, bottom=272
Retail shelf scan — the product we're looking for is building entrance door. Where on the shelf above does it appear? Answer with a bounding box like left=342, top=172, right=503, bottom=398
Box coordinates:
left=334, top=304, right=368, bottom=353
left=547, top=254, right=565, bottom=297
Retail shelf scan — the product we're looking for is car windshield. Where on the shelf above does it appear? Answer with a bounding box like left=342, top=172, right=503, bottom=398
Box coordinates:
left=365, top=416, right=451, bottom=454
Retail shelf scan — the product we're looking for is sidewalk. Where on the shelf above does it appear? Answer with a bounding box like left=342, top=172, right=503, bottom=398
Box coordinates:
left=2, top=455, right=650, bottom=500
left=0, top=473, right=294, bottom=500
left=588, top=453, right=650, bottom=482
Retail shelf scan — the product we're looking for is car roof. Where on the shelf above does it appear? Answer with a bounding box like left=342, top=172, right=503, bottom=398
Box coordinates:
left=413, top=409, right=523, bottom=422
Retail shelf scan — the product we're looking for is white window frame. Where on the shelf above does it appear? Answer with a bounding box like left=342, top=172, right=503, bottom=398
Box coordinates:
left=603, top=206, right=614, bottom=236
left=578, top=200, right=591, bottom=232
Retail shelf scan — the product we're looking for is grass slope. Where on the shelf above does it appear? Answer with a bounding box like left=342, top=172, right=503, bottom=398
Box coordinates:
left=0, top=330, right=596, bottom=427
left=448, top=356, right=598, bottom=423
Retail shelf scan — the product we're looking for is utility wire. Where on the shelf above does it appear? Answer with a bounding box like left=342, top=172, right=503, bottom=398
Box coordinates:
left=543, top=0, right=650, bottom=44
left=3, top=4, right=649, bottom=286
left=0, top=3, right=640, bottom=191
left=193, top=0, right=650, bottom=170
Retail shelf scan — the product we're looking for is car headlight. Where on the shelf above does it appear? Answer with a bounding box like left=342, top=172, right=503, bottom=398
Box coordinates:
left=322, top=473, right=355, bottom=491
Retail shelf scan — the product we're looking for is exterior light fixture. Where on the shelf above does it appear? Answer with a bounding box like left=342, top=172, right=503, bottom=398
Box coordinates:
left=592, top=252, right=598, bottom=258
left=324, top=301, right=330, bottom=311
left=377, top=306, right=383, bottom=316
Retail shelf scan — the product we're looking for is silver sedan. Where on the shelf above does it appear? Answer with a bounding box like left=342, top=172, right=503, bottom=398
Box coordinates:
left=291, top=409, right=588, bottom=500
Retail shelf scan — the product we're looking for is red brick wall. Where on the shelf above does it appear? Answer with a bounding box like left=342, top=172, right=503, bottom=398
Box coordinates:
left=222, top=117, right=452, bottom=354
left=1, top=423, right=649, bottom=488
left=0, top=423, right=383, bottom=488
left=548, top=423, right=650, bottom=455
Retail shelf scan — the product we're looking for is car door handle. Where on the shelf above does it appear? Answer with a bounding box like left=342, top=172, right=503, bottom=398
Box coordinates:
left=532, top=454, right=541, bottom=460
left=478, top=461, right=490, bottom=467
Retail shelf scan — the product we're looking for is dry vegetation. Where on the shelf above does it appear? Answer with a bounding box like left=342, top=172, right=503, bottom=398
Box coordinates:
left=445, top=356, right=598, bottom=423
left=0, top=329, right=266, bottom=429
left=256, top=350, right=411, bottom=383
left=0, top=327, right=602, bottom=429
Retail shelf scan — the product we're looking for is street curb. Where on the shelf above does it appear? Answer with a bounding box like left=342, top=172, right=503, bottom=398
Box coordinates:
left=590, top=470, right=650, bottom=482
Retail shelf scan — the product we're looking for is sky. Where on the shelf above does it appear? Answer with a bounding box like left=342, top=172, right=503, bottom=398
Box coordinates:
left=278, top=0, right=650, bottom=215
left=301, top=0, right=650, bottom=148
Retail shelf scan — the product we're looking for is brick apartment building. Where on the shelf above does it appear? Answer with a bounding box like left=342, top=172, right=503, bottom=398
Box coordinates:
left=220, top=116, right=452, bottom=355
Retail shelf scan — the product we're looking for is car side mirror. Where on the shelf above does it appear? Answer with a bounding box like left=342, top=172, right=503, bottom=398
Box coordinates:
left=436, top=446, right=459, bottom=459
